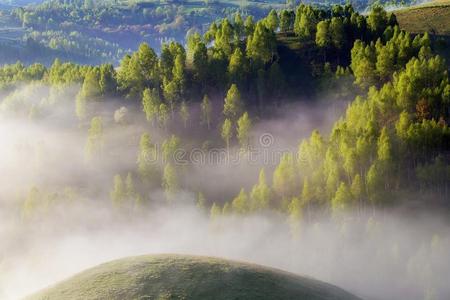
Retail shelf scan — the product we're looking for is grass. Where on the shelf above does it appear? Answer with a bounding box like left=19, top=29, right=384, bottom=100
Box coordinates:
left=394, top=0, right=450, bottom=35
left=25, top=254, right=362, bottom=300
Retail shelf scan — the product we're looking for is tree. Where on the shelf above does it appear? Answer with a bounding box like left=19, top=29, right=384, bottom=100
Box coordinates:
left=125, top=172, right=136, bottom=203
left=377, top=127, right=392, bottom=163
left=79, top=68, right=101, bottom=100
left=244, top=15, right=255, bottom=36
left=231, top=188, right=249, bottom=214
left=288, top=196, right=302, bottom=237
left=137, top=133, right=158, bottom=182
left=210, top=202, right=222, bottom=220
left=142, top=88, right=161, bottom=125
left=197, top=192, right=206, bottom=210
left=294, top=6, right=317, bottom=40
left=280, top=10, right=294, bottom=32
left=179, top=101, right=190, bottom=128
left=99, top=64, right=116, bottom=96
left=162, top=135, right=181, bottom=164
left=237, top=112, right=252, bottom=149
left=223, top=84, right=243, bottom=119
left=110, top=174, right=125, bottom=208
left=193, top=42, right=208, bottom=84
left=162, top=163, right=178, bottom=202
left=117, top=43, right=159, bottom=98
left=246, top=21, right=276, bottom=64
left=367, top=6, right=388, bottom=36
left=158, top=103, right=170, bottom=129
left=315, top=20, right=331, bottom=61
left=329, top=17, right=345, bottom=50
left=332, top=182, right=352, bottom=217
left=221, top=118, right=233, bottom=150
left=315, top=20, right=330, bottom=49
left=250, top=169, right=271, bottom=210
left=273, top=153, right=298, bottom=200
left=375, top=43, right=395, bottom=82
left=228, top=48, right=247, bottom=84
left=85, top=116, right=103, bottom=160
left=200, top=94, right=212, bottom=129
left=75, top=93, right=87, bottom=121
left=351, top=174, right=363, bottom=212
left=265, top=9, right=279, bottom=32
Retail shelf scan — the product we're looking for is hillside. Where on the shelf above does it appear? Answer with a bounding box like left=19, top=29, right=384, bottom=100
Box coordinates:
left=394, top=0, right=450, bottom=35
left=25, top=254, right=362, bottom=300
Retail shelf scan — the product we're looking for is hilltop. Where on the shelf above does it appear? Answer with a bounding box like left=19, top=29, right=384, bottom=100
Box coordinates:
left=394, top=0, right=450, bottom=35
left=25, top=254, right=362, bottom=300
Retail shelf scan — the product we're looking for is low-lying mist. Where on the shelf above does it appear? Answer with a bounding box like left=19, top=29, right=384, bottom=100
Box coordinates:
left=1, top=84, right=449, bottom=300
left=2, top=204, right=450, bottom=300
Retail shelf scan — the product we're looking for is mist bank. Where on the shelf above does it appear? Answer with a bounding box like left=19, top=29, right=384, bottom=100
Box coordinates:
left=1, top=203, right=450, bottom=300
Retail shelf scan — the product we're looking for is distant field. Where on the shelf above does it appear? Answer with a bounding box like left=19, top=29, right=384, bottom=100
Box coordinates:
left=26, top=254, right=362, bottom=300
left=395, top=0, right=450, bottom=35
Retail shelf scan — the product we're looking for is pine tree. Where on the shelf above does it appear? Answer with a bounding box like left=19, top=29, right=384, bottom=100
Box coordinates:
left=331, top=182, right=352, bottom=217
left=224, top=85, right=243, bottom=120
left=137, top=133, right=158, bottom=182
left=221, top=118, right=233, bottom=150
left=231, top=188, right=249, bottom=214
left=250, top=169, right=271, bottom=211
left=237, top=112, right=252, bottom=149
left=162, top=163, right=178, bottom=202
left=265, top=9, right=279, bottom=31
left=179, top=101, right=190, bottom=128
left=200, top=95, right=212, bottom=129
left=142, top=88, right=161, bottom=125
left=85, top=116, right=103, bottom=160
left=288, top=196, right=302, bottom=237
left=111, top=174, right=125, bottom=208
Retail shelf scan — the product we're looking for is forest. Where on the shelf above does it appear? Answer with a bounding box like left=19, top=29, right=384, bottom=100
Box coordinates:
left=1, top=2, right=450, bottom=300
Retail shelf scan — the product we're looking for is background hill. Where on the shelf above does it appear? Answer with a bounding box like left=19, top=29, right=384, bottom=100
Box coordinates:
left=25, top=254, right=362, bottom=300
left=395, top=0, right=450, bottom=35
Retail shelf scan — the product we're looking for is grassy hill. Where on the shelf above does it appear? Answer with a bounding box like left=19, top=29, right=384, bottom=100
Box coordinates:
left=25, top=254, right=362, bottom=300
left=394, top=0, right=450, bottom=35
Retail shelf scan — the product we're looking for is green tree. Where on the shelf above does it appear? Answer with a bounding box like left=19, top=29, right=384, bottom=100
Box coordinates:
left=288, top=196, right=302, bottom=237
left=332, top=182, right=352, bottom=217
left=158, top=103, right=170, bottom=129
left=246, top=22, right=276, bottom=64
left=142, top=88, right=161, bottom=125
left=231, top=188, right=249, bottom=214
left=228, top=48, right=247, bottom=84
left=280, top=10, right=294, bottom=32
left=265, top=9, right=279, bottom=31
left=85, top=116, right=103, bottom=160
left=162, top=163, right=178, bottom=202
left=273, top=153, right=298, bottom=200
left=110, top=174, right=125, bottom=208
left=221, top=118, right=233, bottom=150
left=179, top=101, right=190, bottom=128
left=137, top=133, right=158, bottom=182
left=200, top=94, right=212, bottom=129
left=223, top=84, right=243, bottom=119
left=99, top=64, right=116, bottom=96
left=237, top=112, right=252, bottom=149
left=250, top=169, right=271, bottom=210
left=75, top=93, right=87, bottom=121
left=329, top=17, right=345, bottom=50
left=210, top=202, right=222, bottom=220
left=367, top=6, right=388, bottom=36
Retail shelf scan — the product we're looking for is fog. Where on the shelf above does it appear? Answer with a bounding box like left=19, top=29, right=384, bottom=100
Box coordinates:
left=1, top=85, right=449, bottom=300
